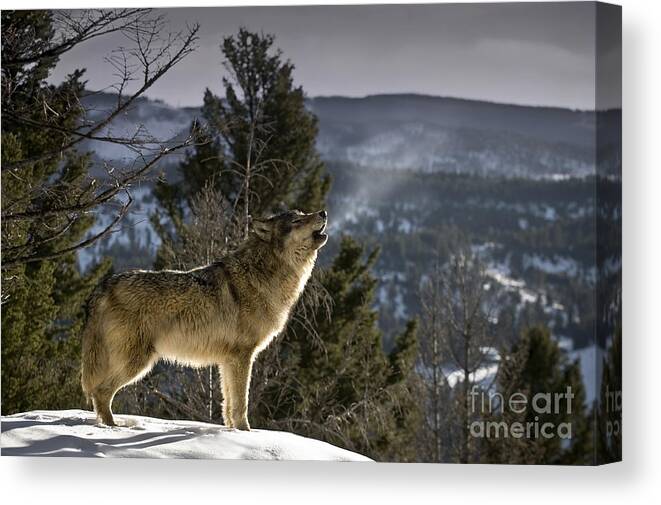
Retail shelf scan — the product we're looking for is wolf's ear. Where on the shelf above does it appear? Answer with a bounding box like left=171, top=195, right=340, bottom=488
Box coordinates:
left=250, top=217, right=272, bottom=241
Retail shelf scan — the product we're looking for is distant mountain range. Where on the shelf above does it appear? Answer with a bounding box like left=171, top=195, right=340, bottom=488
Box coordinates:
left=80, top=92, right=621, bottom=179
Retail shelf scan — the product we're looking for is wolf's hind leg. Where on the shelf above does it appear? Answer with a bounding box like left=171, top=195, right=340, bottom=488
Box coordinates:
left=91, top=376, right=123, bottom=426
left=225, top=353, right=254, bottom=431
left=92, top=348, right=156, bottom=427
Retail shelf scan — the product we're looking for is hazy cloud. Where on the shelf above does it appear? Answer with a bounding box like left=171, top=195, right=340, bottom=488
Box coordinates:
left=49, top=3, right=619, bottom=110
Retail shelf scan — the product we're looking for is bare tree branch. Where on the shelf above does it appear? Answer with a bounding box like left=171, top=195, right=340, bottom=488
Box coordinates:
left=2, top=190, right=133, bottom=268
left=2, top=10, right=202, bottom=268
left=3, top=9, right=150, bottom=67
left=2, top=18, right=200, bottom=172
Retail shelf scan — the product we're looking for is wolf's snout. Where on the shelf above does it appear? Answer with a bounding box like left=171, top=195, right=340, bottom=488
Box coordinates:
left=311, top=210, right=329, bottom=248
left=315, top=210, right=327, bottom=233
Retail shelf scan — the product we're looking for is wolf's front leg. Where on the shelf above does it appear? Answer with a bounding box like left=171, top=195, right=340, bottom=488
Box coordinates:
left=219, top=363, right=233, bottom=428
left=226, top=353, right=254, bottom=431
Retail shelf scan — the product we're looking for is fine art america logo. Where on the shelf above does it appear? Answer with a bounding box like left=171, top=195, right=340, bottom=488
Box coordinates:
left=468, top=386, right=574, bottom=440
left=605, top=385, right=622, bottom=439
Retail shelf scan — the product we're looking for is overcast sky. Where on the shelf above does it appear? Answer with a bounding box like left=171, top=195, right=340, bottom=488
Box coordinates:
left=50, top=3, right=621, bottom=110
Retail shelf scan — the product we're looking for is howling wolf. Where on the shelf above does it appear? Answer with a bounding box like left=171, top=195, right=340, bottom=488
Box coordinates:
left=81, top=210, right=328, bottom=430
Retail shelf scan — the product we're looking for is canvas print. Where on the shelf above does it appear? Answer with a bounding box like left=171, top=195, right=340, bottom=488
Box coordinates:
left=1, top=2, right=621, bottom=464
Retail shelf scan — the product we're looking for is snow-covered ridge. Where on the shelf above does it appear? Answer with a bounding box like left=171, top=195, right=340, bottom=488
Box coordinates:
left=1, top=410, right=372, bottom=461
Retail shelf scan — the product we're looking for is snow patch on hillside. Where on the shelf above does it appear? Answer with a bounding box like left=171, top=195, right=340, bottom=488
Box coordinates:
left=1, top=410, right=372, bottom=461
left=523, top=254, right=579, bottom=276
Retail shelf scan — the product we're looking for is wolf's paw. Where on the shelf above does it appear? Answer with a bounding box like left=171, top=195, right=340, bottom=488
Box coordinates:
left=96, top=414, right=117, bottom=427
left=234, top=419, right=251, bottom=431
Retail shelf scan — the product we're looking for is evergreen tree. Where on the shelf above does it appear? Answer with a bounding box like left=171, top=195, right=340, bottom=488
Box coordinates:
left=489, top=326, right=592, bottom=464
left=596, top=326, right=622, bottom=463
left=384, top=319, right=422, bottom=461
left=1, top=11, right=111, bottom=412
left=2, top=10, right=197, bottom=414
left=153, top=27, right=330, bottom=269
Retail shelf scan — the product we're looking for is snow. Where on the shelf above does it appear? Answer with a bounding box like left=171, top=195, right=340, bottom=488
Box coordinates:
left=83, top=100, right=196, bottom=162
left=442, top=364, right=499, bottom=390
left=397, top=218, right=413, bottom=234
left=376, top=279, right=408, bottom=321
left=554, top=335, right=575, bottom=352
left=471, top=241, right=498, bottom=256
left=1, top=410, right=372, bottom=461
left=77, top=185, right=161, bottom=271
left=523, top=254, right=579, bottom=277
left=546, top=173, right=573, bottom=181
left=393, top=291, right=407, bottom=320
left=438, top=347, right=501, bottom=389
left=485, top=264, right=525, bottom=289
left=543, top=205, right=557, bottom=221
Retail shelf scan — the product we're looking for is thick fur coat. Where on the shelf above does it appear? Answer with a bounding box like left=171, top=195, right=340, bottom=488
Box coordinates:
left=81, top=210, right=328, bottom=430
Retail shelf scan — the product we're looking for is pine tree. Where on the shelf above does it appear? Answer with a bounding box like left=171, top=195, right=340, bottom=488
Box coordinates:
left=384, top=319, right=422, bottom=461
left=2, top=9, right=197, bottom=414
left=596, top=326, right=622, bottom=463
left=490, top=326, right=592, bottom=464
left=1, top=11, right=112, bottom=413
left=152, top=27, right=330, bottom=269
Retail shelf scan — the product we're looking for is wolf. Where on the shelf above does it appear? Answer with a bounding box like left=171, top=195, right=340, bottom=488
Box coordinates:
left=81, top=209, right=328, bottom=430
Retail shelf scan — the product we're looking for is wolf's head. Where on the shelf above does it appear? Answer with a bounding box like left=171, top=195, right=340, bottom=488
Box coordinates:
left=250, top=210, right=328, bottom=262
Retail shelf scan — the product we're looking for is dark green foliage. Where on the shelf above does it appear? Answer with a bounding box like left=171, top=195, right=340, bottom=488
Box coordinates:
left=153, top=28, right=330, bottom=268
left=486, top=326, right=593, bottom=464
left=596, top=327, right=622, bottom=463
left=1, top=11, right=112, bottom=413
left=384, top=319, right=422, bottom=461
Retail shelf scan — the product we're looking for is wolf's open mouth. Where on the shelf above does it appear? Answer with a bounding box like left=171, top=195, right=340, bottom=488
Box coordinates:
left=312, top=221, right=327, bottom=239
